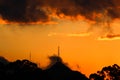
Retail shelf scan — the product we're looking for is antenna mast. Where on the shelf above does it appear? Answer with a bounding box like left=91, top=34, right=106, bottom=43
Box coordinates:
left=58, top=46, right=60, bottom=57
left=30, top=51, right=31, bottom=61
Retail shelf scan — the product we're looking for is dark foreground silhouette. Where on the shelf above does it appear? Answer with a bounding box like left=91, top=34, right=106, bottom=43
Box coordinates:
left=89, top=64, right=120, bottom=80
left=0, top=56, right=88, bottom=80
left=0, top=56, right=120, bottom=80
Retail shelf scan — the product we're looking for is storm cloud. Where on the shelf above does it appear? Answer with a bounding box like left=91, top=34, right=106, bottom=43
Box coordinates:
left=0, top=0, right=49, bottom=23
left=0, top=0, right=120, bottom=23
left=44, top=0, right=118, bottom=20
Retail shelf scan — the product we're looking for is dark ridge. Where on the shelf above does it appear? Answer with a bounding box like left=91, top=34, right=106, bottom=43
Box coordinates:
left=2, top=56, right=120, bottom=80
left=0, top=56, right=9, bottom=65
left=44, top=61, right=89, bottom=80
left=0, top=56, right=88, bottom=80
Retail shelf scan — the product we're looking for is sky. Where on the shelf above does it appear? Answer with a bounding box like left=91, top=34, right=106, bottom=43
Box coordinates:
left=0, top=0, right=120, bottom=77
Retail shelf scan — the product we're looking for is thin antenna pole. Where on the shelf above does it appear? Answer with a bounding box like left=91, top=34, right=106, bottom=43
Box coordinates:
left=30, top=51, right=31, bottom=61
left=58, top=46, right=60, bottom=57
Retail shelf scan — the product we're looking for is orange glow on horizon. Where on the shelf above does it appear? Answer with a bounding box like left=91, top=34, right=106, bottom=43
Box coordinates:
left=0, top=18, right=58, bottom=25
left=1, top=17, right=120, bottom=77
left=0, top=18, right=8, bottom=24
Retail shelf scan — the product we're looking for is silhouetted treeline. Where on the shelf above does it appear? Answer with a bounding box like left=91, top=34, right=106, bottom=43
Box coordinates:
left=0, top=56, right=120, bottom=80
left=0, top=56, right=88, bottom=80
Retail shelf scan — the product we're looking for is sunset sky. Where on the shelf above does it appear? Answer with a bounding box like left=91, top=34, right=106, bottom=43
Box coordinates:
left=0, top=0, right=120, bottom=77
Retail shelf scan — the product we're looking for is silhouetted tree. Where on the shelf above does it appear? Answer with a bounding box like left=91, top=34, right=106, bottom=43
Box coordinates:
left=89, top=73, right=104, bottom=80
left=89, top=64, right=120, bottom=80
left=0, top=56, right=9, bottom=65
left=0, top=56, right=9, bottom=80
left=0, top=59, right=43, bottom=80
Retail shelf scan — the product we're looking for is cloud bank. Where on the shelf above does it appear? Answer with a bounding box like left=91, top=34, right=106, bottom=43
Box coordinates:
left=0, top=0, right=120, bottom=40
left=0, top=0, right=120, bottom=23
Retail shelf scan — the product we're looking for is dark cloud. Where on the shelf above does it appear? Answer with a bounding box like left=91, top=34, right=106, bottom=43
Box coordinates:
left=0, top=0, right=120, bottom=23
left=0, top=0, right=49, bottom=23
left=43, top=0, right=119, bottom=21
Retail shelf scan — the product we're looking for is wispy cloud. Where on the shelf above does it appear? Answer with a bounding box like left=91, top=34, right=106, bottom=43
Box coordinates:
left=97, top=34, right=120, bottom=40
left=66, top=33, right=91, bottom=37
left=48, top=32, right=91, bottom=37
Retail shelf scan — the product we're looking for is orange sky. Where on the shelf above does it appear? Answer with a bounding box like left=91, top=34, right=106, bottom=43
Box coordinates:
left=0, top=19, right=120, bottom=77
left=0, top=0, right=120, bottom=78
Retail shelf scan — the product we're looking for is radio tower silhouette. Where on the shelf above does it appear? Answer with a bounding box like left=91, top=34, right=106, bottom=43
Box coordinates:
left=57, top=46, right=61, bottom=62
left=29, top=51, right=31, bottom=61
left=58, top=46, right=60, bottom=57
